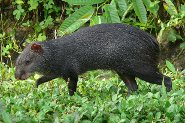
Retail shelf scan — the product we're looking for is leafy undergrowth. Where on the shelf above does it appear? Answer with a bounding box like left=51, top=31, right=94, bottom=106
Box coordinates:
left=0, top=64, right=185, bottom=123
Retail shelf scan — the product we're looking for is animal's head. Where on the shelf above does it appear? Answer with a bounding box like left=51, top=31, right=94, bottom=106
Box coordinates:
left=15, top=43, right=45, bottom=80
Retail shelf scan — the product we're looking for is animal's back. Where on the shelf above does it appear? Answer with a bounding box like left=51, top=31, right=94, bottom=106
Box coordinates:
left=55, top=23, right=160, bottom=74
left=73, top=23, right=158, bottom=48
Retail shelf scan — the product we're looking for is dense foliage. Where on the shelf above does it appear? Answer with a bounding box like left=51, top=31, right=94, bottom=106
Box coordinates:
left=0, top=0, right=184, bottom=62
left=0, top=63, right=185, bottom=122
left=0, top=0, right=185, bottom=122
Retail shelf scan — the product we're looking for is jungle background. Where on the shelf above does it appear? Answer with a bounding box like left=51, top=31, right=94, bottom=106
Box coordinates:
left=0, top=0, right=185, bottom=122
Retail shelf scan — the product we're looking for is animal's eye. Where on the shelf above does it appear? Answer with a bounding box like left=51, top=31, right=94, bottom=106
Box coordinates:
left=25, top=60, right=31, bottom=65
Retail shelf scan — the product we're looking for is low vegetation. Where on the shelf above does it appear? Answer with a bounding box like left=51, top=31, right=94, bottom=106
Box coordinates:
left=0, top=63, right=185, bottom=122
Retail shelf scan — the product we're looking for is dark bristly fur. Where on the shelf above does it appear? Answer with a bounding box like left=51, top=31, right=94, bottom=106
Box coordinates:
left=15, top=23, right=172, bottom=96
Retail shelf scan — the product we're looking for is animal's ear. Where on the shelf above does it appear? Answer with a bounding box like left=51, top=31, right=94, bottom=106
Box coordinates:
left=31, top=43, right=43, bottom=53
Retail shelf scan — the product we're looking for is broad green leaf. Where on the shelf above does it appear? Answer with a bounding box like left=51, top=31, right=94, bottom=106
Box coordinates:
left=108, top=0, right=121, bottom=23
left=155, top=112, right=161, bottom=119
left=15, top=0, right=24, bottom=4
left=115, top=0, right=128, bottom=15
left=63, top=0, right=104, bottom=5
left=158, top=28, right=182, bottom=42
left=167, top=29, right=178, bottom=42
left=103, top=0, right=121, bottom=23
left=81, top=120, right=91, bottom=123
left=37, top=33, right=46, bottom=41
left=1, top=111, right=12, bottom=123
left=142, top=0, right=160, bottom=16
left=108, top=114, right=120, bottom=123
left=167, top=104, right=178, bottom=113
left=132, top=0, right=147, bottom=23
left=13, top=5, right=25, bottom=20
left=103, top=5, right=111, bottom=23
left=180, top=4, right=185, bottom=14
left=166, top=60, right=176, bottom=73
left=28, top=0, right=39, bottom=11
left=112, top=94, right=117, bottom=101
left=137, top=104, right=143, bottom=111
left=59, top=6, right=94, bottom=36
left=121, top=3, right=133, bottom=21
left=179, top=4, right=185, bottom=17
left=163, top=0, right=178, bottom=16
left=0, top=32, right=5, bottom=39
left=90, top=16, right=106, bottom=26
left=181, top=69, right=185, bottom=74
left=180, top=42, right=185, bottom=49
left=39, top=16, right=53, bottom=29
left=90, top=16, right=101, bottom=25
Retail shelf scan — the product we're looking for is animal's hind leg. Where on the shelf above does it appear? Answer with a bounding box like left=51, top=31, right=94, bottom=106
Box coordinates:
left=117, top=72, right=138, bottom=93
left=136, top=70, right=172, bottom=92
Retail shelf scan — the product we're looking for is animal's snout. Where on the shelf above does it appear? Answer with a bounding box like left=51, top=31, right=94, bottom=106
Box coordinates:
left=15, top=70, right=26, bottom=80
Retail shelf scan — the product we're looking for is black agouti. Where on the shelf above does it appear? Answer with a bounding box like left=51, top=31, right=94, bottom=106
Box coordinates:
left=15, top=23, right=172, bottom=96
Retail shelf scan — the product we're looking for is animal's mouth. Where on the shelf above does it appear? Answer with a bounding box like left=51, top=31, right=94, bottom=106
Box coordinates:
left=20, top=73, right=31, bottom=80
left=15, top=71, right=31, bottom=80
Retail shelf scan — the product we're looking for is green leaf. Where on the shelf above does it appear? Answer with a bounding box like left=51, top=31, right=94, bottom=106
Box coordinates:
left=63, top=0, right=104, bottom=5
left=108, top=0, right=121, bottom=23
left=155, top=112, right=161, bottom=120
left=115, top=0, right=128, bottom=15
left=103, top=0, right=121, bottom=23
left=157, top=26, right=182, bottom=42
left=37, top=33, right=46, bottom=41
left=167, top=104, right=178, bottom=113
left=81, top=120, right=92, bottom=123
left=180, top=4, right=185, bottom=13
left=121, top=3, right=133, bottom=21
left=163, top=0, right=178, bottom=16
left=180, top=42, right=185, bottom=49
left=112, top=94, right=117, bottom=101
left=59, top=6, right=94, bottom=36
left=164, top=28, right=182, bottom=42
left=22, top=20, right=31, bottom=27
left=137, top=104, right=143, bottom=111
left=28, top=0, right=39, bottom=11
left=90, top=16, right=106, bottom=26
left=39, top=16, right=53, bottom=29
left=108, top=114, right=120, bottom=123
left=181, top=69, right=185, bottom=74
left=142, top=0, right=160, bottom=16
left=15, top=0, right=24, bottom=4
left=167, top=29, right=178, bottom=42
left=166, top=60, right=176, bottom=73
left=1, top=110, right=12, bottom=123
left=0, top=32, right=5, bottom=38
left=13, top=5, right=25, bottom=20
left=132, top=0, right=147, bottom=23
left=34, top=23, right=42, bottom=32
left=103, top=5, right=111, bottom=23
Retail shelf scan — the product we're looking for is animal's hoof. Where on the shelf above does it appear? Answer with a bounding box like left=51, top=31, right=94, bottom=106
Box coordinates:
left=164, top=76, right=172, bottom=92
left=166, top=86, right=172, bottom=92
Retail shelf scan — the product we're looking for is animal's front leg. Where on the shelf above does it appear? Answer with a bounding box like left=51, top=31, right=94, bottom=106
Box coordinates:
left=68, top=75, right=78, bottom=96
left=64, top=71, right=78, bottom=96
left=36, top=74, right=58, bottom=87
